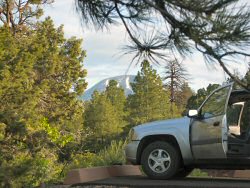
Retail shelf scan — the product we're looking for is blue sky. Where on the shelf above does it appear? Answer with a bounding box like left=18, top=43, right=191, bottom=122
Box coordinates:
left=43, top=0, right=249, bottom=91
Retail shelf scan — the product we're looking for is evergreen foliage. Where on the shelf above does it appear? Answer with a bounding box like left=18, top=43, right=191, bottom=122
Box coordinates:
left=76, top=0, right=250, bottom=89
left=187, top=84, right=220, bottom=110
left=175, top=82, right=194, bottom=115
left=163, top=59, right=189, bottom=115
left=4, top=0, right=250, bottom=185
left=67, top=140, right=127, bottom=170
left=0, top=17, right=87, bottom=187
left=105, top=80, right=127, bottom=127
left=84, top=91, right=124, bottom=150
left=127, top=60, right=175, bottom=125
left=0, top=0, right=54, bottom=34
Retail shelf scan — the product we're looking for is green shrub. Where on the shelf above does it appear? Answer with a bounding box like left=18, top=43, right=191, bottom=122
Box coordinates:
left=97, top=140, right=127, bottom=166
left=189, top=169, right=209, bottom=177
left=67, top=139, right=127, bottom=172
left=0, top=123, right=5, bottom=141
left=68, top=152, right=102, bottom=169
left=0, top=149, right=63, bottom=188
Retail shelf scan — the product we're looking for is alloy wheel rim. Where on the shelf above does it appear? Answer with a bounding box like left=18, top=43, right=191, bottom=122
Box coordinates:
left=148, top=149, right=171, bottom=173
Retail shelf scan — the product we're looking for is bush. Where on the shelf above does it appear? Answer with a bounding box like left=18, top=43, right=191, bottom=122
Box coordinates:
left=68, top=152, right=102, bottom=169
left=67, top=139, right=127, bottom=172
left=97, top=140, right=127, bottom=166
left=189, top=169, right=209, bottom=177
left=0, top=149, right=63, bottom=188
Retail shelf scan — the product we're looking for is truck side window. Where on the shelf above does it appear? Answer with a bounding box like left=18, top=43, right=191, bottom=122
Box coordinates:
left=201, top=86, right=230, bottom=119
left=241, top=100, right=250, bottom=132
left=227, top=104, right=242, bottom=126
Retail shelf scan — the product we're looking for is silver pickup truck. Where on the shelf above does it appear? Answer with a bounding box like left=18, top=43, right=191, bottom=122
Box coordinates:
left=125, top=83, right=250, bottom=179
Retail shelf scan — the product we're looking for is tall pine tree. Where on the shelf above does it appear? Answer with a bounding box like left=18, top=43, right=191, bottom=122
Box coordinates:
left=175, top=82, right=194, bottom=115
left=127, top=60, right=173, bottom=126
left=84, top=91, right=123, bottom=151
left=163, top=59, right=189, bottom=116
left=105, top=80, right=127, bottom=128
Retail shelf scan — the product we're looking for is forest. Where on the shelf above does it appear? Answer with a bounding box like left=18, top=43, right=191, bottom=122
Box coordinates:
left=0, top=0, right=250, bottom=187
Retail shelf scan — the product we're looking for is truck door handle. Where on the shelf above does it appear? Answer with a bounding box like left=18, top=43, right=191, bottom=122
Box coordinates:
left=213, top=121, right=220, bottom=127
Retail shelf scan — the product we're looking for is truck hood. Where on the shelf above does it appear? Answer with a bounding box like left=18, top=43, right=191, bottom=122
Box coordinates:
left=133, top=117, right=191, bottom=139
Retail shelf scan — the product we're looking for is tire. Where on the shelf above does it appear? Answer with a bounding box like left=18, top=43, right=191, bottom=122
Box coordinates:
left=175, top=168, right=194, bottom=178
left=141, top=141, right=181, bottom=179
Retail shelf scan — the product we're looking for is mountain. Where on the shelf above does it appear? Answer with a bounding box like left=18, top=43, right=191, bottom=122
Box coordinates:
left=80, top=75, right=136, bottom=100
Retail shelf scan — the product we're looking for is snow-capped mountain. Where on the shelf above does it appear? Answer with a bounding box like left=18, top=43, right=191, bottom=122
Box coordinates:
left=80, top=75, right=136, bottom=100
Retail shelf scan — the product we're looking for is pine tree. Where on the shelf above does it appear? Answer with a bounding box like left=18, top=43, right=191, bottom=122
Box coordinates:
left=175, top=82, right=194, bottom=115
left=163, top=59, right=189, bottom=116
left=84, top=91, right=123, bottom=151
left=0, top=18, right=87, bottom=186
left=0, top=0, right=54, bottom=34
left=186, top=84, right=220, bottom=110
left=105, top=80, right=127, bottom=128
left=76, top=0, right=250, bottom=89
left=127, top=60, right=173, bottom=126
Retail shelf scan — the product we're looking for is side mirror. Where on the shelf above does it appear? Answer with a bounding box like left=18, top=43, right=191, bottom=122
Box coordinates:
left=188, top=109, right=198, bottom=118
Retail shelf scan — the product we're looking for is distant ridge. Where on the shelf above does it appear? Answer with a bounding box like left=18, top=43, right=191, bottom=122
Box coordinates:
left=80, top=75, right=136, bottom=100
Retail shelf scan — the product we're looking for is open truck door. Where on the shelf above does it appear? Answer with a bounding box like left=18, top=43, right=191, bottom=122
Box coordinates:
left=190, top=83, right=233, bottom=159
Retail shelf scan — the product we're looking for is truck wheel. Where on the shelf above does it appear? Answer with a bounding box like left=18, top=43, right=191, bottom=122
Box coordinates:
left=141, top=141, right=181, bottom=179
